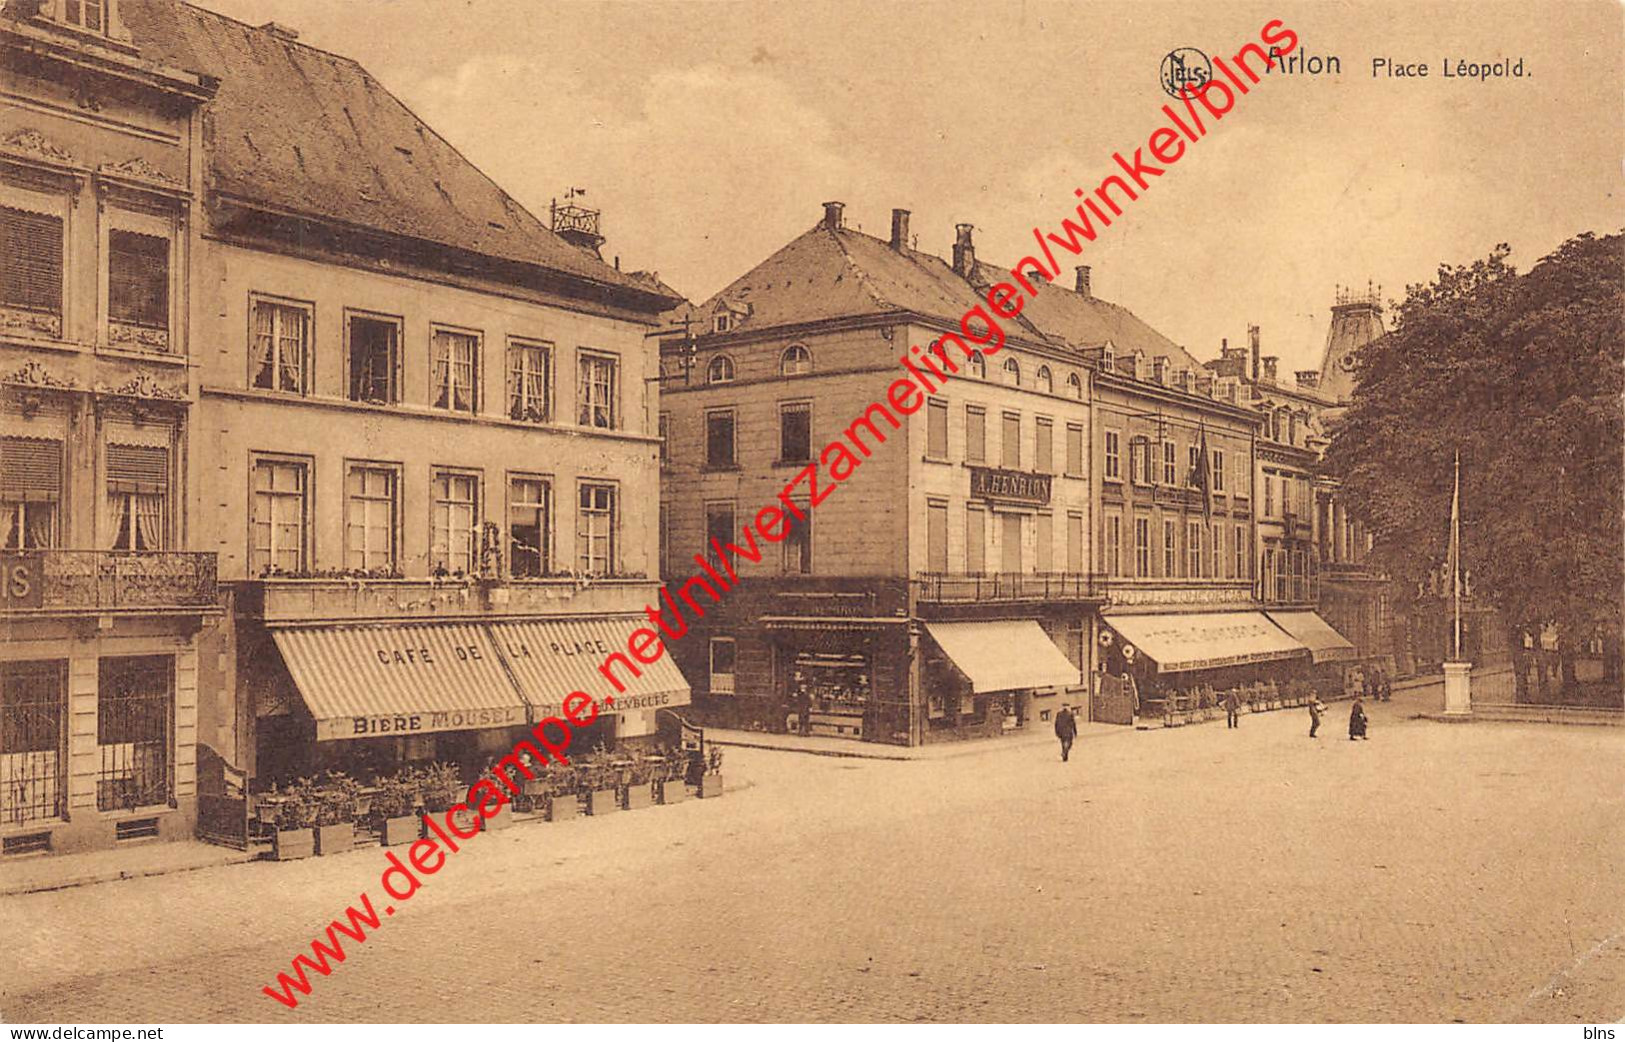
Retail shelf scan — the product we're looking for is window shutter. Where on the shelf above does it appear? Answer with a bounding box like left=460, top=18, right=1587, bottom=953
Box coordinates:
left=0, top=207, right=64, bottom=313
left=1, top=437, right=63, bottom=500
left=107, top=444, right=169, bottom=494
left=108, top=230, right=169, bottom=328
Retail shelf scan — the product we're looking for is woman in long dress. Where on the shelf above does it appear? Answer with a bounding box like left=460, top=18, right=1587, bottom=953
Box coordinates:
left=1349, top=697, right=1369, bottom=740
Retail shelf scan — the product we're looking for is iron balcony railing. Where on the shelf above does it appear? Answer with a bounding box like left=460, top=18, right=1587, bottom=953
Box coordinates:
left=3, top=550, right=219, bottom=612
left=912, top=572, right=1103, bottom=604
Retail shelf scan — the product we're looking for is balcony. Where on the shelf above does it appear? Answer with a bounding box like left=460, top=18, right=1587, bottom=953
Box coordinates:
left=1, top=551, right=218, bottom=614
left=912, top=572, right=1103, bottom=605
left=233, top=575, right=662, bottom=624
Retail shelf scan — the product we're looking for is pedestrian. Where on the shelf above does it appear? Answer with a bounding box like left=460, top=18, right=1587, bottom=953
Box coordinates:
left=1379, top=669, right=1393, bottom=702
left=1362, top=668, right=1377, bottom=704
left=1054, top=703, right=1078, bottom=762
left=1224, top=687, right=1240, bottom=729
left=1349, top=697, right=1369, bottom=740
left=1308, top=691, right=1325, bottom=737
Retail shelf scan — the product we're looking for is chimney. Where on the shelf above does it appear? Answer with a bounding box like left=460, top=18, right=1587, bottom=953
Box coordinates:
left=260, top=21, right=300, bottom=39
left=889, top=209, right=911, bottom=251
left=1248, top=323, right=1261, bottom=382
left=1075, top=265, right=1092, bottom=298
left=1261, top=356, right=1279, bottom=383
left=952, top=223, right=975, bottom=276
left=822, top=201, right=845, bottom=230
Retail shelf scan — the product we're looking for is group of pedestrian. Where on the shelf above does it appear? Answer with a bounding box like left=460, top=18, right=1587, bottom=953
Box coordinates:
left=1362, top=666, right=1392, bottom=702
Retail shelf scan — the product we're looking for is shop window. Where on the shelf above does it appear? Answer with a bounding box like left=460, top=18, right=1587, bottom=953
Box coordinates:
left=432, top=328, right=480, bottom=413
left=345, top=464, right=399, bottom=573
left=577, top=482, right=616, bottom=576
left=431, top=470, right=480, bottom=576
left=508, top=476, right=550, bottom=578
left=783, top=505, right=812, bottom=575
left=250, top=296, right=310, bottom=394
left=780, top=402, right=812, bottom=463
left=107, top=230, right=168, bottom=333
left=0, top=206, right=62, bottom=318
left=577, top=351, right=619, bottom=428
left=926, top=499, right=948, bottom=573
left=349, top=314, right=402, bottom=404
left=106, top=443, right=168, bottom=551
left=966, top=405, right=986, bottom=463
left=1035, top=417, right=1054, bottom=474
left=250, top=455, right=308, bottom=575
left=790, top=651, right=871, bottom=710
left=706, top=409, right=737, bottom=468
left=2, top=437, right=61, bottom=549
left=709, top=638, right=736, bottom=695
left=96, top=655, right=173, bottom=813
left=926, top=399, right=948, bottom=460
left=0, top=660, right=66, bottom=825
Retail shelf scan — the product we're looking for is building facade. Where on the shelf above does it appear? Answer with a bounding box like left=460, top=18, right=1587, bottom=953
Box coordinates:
left=1, top=0, right=220, bottom=855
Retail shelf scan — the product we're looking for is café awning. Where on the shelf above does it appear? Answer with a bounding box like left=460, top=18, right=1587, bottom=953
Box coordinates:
left=487, top=617, right=691, bottom=723
left=273, top=623, right=528, bottom=741
left=1265, top=611, right=1358, bottom=663
left=923, top=620, right=1082, bottom=694
left=1104, top=611, right=1307, bottom=673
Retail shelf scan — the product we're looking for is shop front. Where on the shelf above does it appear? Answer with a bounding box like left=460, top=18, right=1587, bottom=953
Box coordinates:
left=1101, top=610, right=1311, bottom=718
left=1265, top=610, right=1363, bottom=697
left=922, top=619, right=1083, bottom=741
left=760, top=620, right=910, bottom=744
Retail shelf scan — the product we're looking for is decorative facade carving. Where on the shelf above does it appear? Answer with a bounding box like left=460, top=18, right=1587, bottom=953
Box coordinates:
left=0, top=305, right=64, bottom=340
left=99, top=156, right=181, bottom=187
left=1, top=128, right=74, bottom=164
left=3, top=359, right=77, bottom=389
left=96, top=372, right=185, bottom=400
left=108, top=322, right=172, bottom=352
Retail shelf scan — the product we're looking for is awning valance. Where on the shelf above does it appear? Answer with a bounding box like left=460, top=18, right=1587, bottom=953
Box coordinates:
left=488, top=617, right=690, bottom=719
left=273, top=623, right=527, bottom=741
left=1104, top=611, right=1307, bottom=673
left=1265, top=611, right=1357, bottom=663
left=924, top=620, right=1082, bottom=694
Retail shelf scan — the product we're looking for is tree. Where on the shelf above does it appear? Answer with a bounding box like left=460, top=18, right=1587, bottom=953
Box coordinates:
left=1324, top=232, right=1623, bottom=702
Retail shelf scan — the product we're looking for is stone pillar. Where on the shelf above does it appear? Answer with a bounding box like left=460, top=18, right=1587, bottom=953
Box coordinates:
left=66, top=654, right=99, bottom=816
left=1442, top=660, right=1472, bottom=717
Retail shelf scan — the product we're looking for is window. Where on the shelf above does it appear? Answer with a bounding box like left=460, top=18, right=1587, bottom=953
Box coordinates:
left=968, top=352, right=986, bottom=380
left=431, top=470, right=480, bottom=576
left=1163, top=441, right=1177, bottom=485
left=1036, top=366, right=1053, bottom=394
left=1001, top=412, right=1021, bottom=468
left=1104, top=430, right=1121, bottom=480
left=1067, top=372, right=1083, bottom=399
left=349, top=314, right=401, bottom=404
left=713, top=313, right=732, bottom=334
left=0, top=660, right=65, bottom=825
left=1263, top=473, right=1274, bottom=517
left=1215, top=524, right=1224, bottom=582
left=706, top=409, right=737, bottom=468
left=432, top=329, right=479, bottom=413
left=1035, top=417, right=1054, bottom=474
left=2, top=437, right=61, bottom=550
left=926, top=499, right=948, bottom=573
left=107, top=230, right=168, bottom=332
left=1002, top=357, right=1021, bottom=387
left=1212, top=449, right=1226, bottom=492
left=1163, top=519, right=1177, bottom=577
left=1036, top=512, right=1053, bottom=572
left=0, top=206, right=62, bottom=318
left=705, top=502, right=736, bottom=568
left=966, top=405, right=986, bottom=463
left=507, top=475, right=550, bottom=578
left=780, top=344, right=812, bottom=377
left=62, top=0, right=107, bottom=31
left=96, top=655, right=173, bottom=813
left=1066, top=511, right=1083, bottom=572
left=927, top=399, right=948, bottom=460
left=1134, top=516, right=1150, bottom=577
left=106, top=444, right=168, bottom=551
left=966, top=506, right=986, bottom=575
left=506, top=339, right=550, bottom=420
left=1187, top=520, right=1202, bottom=578
left=1000, top=513, right=1023, bottom=573
left=344, top=464, right=398, bottom=572
left=1064, top=423, right=1083, bottom=477
left=784, top=504, right=812, bottom=574
left=780, top=402, right=812, bottom=463
left=577, top=483, right=616, bottom=576
left=1235, top=523, right=1247, bottom=579
left=658, top=412, right=671, bottom=465
left=1288, top=412, right=1298, bottom=446
left=577, top=351, right=618, bottom=428
left=1188, top=445, right=1200, bottom=487
left=709, top=638, right=736, bottom=695
left=706, top=355, right=735, bottom=385
left=1103, top=514, right=1121, bottom=576
left=250, top=297, right=310, bottom=393
left=1141, top=439, right=1157, bottom=484
left=250, top=456, right=307, bottom=575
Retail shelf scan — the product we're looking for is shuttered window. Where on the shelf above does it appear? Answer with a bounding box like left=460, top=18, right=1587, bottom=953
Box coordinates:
left=108, top=231, right=169, bottom=329
left=0, top=207, right=63, bottom=314
left=1, top=438, right=63, bottom=500
left=106, top=444, right=169, bottom=494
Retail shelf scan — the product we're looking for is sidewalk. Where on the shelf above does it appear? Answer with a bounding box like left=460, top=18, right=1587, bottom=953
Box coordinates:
left=705, top=719, right=1130, bottom=760
left=0, top=838, right=255, bottom=898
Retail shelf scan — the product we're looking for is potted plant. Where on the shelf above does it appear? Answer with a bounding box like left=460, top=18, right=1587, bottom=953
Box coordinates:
left=314, top=772, right=361, bottom=855
left=659, top=753, right=689, bottom=804
left=546, top=760, right=581, bottom=822
left=420, top=761, right=479, bottom=834
left=583, top=751, right=622, bottom=816
left=699, top=746, right=725, bottom=799
left=371, top=769, right=421, bottom=847
left=271, top=781, right=317, bottom=860
left=625, top=756, right=658, bottom=811
left=478, top=764, right=515, bottom=830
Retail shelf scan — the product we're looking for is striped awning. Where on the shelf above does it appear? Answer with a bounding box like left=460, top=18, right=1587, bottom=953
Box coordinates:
left=273, top=623, right=528, bottom=741
left=1265, top=611, right=1358, bottom=664
left=488, top=617, right=690, bottom=720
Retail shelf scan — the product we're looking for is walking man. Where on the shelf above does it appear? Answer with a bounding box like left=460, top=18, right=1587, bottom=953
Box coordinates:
left=1054, top=703, right=1078, bottom=762
left=1308, top=692, right=1324, bottom=738
left=1224, top=687, right=1240, bottom=729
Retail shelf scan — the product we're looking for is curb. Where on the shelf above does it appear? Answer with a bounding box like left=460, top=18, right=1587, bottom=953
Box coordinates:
left=709, top=725, right=1135, bottom=762
left=1, top=850, right=258, bottom=899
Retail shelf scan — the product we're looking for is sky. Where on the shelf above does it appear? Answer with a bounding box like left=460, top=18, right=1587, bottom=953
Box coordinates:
left=190, top=0, right=1622, bottom=376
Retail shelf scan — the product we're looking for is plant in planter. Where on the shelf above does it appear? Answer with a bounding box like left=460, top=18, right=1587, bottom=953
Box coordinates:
left=419, top=762, right=462, bottom=813
left=271, top=780, right=318, bottom=860
left=545, top=760, right=582, bottom=821
left=512, top=748, right=551, bottom=813
left=371, top=769, right=422, bottom=847
left=582, top=749, right=622, bottom=816
left=313, top=772, right=362, bottom=855
left=624, top=756, right=659, bottom=810
left=476, top=763, right=516, bottom=829
left=658, top=752, right=690, bottom=804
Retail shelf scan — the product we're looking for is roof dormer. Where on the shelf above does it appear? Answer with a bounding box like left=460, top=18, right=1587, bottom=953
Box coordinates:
left=29, top=0, right=135, bottom=45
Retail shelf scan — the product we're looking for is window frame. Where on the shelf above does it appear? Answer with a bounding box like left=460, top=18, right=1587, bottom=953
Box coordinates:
left=925, top=497, right=949, bottom=574
left=505, top=336, right=553, bottom=422
left=708, top=637, right=737, bottom=694
left=780, top=344, right=813, bottom=377
left=926, top=398, right=949, bottom=461
left=342, top=460, right=401, bottom=574
left=506, top=472, right=553, bottom=579
left=248, top=294, right=313, bottom=395
left=1212, top=448, right=1226, bottom=492
left=1001, top=411, right=1021, bottom=469
left=248, top=452, right=311, bottom=576
left=1133, top=515, right=1150, bottom=577
left=1035, top=416, right=1054, bottom=475
left=345, top=309, right=404, bottom=405
left=782, top=500, right=812, bottom=575
left=430, top=325, right=482, bottom=415
left=106, top=227, right=170, bottom=333
left=968, top=352, right=986, bottom=380
left=577, top=349, right=620, bottom=430
left=965, top=404, right=987, bottom=464
left=705, top=407, right=738, bottom=470
left=778, top=400, right=813, bottom=464
left=1103, top=428, right=1121, bottom=481
left=706, top=354, right=736, bottom=385
left=1163, top=518, right=1177, bottom=578
left=1036, top=365, right=1053, bottom=394
left=1002, top=357, right=1021, bottom=388
left=429, top=467, right=482, bottom=577
left=576, top=480, right=618, bottom=577
left=0, top=189, right=67, bottom=324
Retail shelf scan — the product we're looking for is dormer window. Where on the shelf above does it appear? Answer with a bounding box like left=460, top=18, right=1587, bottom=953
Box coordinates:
left=706, top=355, right=735, bottom=385
left=780, top=344, right=812, bottom=377
left=714, top=314, right=732, bottom=334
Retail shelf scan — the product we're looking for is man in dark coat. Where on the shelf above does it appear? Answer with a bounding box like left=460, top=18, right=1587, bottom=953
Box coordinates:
left=1054, top=704, right=1078, bottom=762
left=1223, top=688, right=1241, bottom=729
left=1349, top=697, right=1369, bottom=740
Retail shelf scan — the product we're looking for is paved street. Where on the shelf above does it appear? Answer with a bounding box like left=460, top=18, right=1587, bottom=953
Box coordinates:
left=3, top=688, right=1622, bottom=1023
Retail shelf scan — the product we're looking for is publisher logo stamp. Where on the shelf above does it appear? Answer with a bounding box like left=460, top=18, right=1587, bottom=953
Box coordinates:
left=1161, top=47, right=1212, bottom=97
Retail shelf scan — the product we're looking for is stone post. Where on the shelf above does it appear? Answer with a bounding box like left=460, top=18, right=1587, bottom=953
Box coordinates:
left=1442, top=660, right=1472, bottom=718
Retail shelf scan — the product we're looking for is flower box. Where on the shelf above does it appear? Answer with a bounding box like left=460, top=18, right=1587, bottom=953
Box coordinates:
left=625, top=783, right=656, bottom=811
left=316, top=822, right=354, bottom=855
left=273, top=827, right=315, bottom=860
left=381, top=815, right=419, bottom=847
left=586, top=787, right=621, bottom=815
left=548, top=794, right=580, bottom=822
left=698, top=773, right=725, bottom=799
left=485, top=803, right=515, bottom=830
left=660, top=778, right=688, bottom=805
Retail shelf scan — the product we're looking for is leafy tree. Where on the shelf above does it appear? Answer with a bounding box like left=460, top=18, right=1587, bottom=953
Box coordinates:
left=1325, top=232, right=1623, bottom=701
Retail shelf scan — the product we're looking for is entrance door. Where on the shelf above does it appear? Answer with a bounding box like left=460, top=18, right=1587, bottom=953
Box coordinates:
left=1000, top=513, right=1023, bottom=574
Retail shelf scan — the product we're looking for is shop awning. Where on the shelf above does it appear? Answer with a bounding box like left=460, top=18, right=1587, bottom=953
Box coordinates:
left=923, top=620, right=1082, bottom=694
left=273, top=623, right=528, bottom=741
left=1104, top=611, right=1307, bottom=673
left=488, top=617, right=691, bottom=722
left=1265, top=611, right=1358, bottom=663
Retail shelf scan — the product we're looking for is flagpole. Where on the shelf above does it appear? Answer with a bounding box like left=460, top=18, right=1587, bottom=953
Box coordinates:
left=1452, top=451, right=1462, bottom=662
left=1442, top=450, right=1472, bottom=716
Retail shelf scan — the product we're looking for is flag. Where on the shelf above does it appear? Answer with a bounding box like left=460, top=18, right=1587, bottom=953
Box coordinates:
left=1191, top=423, right=1212, bottom=521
